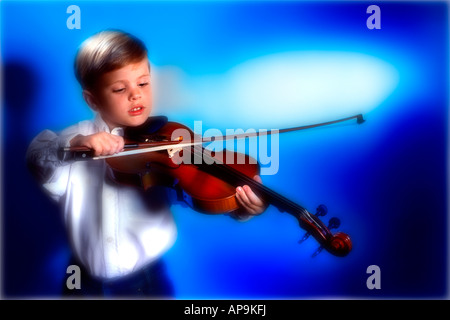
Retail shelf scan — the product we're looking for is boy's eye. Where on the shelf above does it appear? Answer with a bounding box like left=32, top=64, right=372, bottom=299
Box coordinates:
left=139, top=82, right=149, bottom=87
left=113, top=88, right=125, bottom=93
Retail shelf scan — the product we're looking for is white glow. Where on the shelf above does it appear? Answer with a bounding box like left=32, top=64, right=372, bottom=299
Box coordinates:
left=153, top=51, right=399, bottom=129
left=224, top=51, right=399, bottom=128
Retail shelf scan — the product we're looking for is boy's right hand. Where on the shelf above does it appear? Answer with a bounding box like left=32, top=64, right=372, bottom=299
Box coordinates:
left=70, top=132, right=124, bottom=156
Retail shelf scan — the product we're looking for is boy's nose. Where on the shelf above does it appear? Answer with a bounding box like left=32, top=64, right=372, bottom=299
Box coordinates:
left=129, top=88, right=141, bottom=101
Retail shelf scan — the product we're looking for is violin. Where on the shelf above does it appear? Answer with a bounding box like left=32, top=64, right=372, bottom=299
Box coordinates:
left=59, top=114, right=365, bottom=257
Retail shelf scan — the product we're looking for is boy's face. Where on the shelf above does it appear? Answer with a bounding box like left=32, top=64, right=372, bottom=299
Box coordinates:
left=88, top=57, right=152, bottom=130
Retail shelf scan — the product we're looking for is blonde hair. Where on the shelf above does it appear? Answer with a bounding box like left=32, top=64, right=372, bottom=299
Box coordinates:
left=74, top=30, right=148, bottom=90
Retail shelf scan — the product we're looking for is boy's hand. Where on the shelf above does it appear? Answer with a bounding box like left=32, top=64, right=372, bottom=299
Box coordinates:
left=70, top=132, right=124, bottom=156
left=234, top=175, right=268, bottom=219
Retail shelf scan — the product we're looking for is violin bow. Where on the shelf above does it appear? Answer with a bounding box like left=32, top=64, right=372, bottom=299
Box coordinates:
left=60, top=113, right=365, bottom=160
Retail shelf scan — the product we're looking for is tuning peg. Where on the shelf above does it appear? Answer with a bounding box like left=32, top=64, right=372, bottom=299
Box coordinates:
left=315, top=204, right=328, bottom=217
left=298, top=232, right=310, bottom=244
left=312, top=246, right=324, bottom=257
left=328, top=217, right=340, bottom=230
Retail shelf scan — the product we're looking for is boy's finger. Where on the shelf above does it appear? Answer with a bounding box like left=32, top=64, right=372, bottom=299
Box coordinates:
left=116, top=136, right=125, bottom=153
left=236, top=186, right=261, bottom=215
left=236, top=191, right=257, bottom=214
left=253, top=175, right=262, bottom=183
left=242, top=185, right=264, bottom=207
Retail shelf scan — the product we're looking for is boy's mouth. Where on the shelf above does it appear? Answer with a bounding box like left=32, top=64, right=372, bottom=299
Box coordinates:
left=128, top=105, right=145, bottom=116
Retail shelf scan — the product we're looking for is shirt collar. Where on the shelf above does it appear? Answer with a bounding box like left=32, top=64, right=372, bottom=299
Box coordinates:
left=94, top=113, right=124, bottom=136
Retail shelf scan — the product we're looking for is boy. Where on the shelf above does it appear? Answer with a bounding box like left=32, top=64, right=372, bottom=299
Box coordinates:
left=26, top=30, right=266, bottom=298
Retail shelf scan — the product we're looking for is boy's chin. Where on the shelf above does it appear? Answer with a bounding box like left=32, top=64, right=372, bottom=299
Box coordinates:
left=126, top=115, right=151, bottom=127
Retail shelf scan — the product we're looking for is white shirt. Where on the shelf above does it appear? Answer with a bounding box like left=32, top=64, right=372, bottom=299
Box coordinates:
left=26, top=114, right=177, bottom=279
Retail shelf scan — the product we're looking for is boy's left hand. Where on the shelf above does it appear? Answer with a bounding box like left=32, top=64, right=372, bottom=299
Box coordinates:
left=235, top=175, right=268, bottom=218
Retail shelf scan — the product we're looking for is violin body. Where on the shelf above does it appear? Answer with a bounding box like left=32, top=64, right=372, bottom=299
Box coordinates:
left=106, top=121, right=260, bottom=214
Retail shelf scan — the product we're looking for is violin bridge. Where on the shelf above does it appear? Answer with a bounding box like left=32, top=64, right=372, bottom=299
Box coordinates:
left=167, top=147, right=183, bottom=158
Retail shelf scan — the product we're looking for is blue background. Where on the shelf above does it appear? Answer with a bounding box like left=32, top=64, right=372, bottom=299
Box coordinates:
left=1, top=1, right=448, bottom=298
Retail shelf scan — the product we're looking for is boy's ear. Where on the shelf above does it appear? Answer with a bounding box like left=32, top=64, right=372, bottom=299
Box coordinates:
left=82, top=90, right=100, bottom=111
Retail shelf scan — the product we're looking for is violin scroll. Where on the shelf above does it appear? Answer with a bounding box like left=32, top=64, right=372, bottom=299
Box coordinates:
left=296, top=207, right=352, bottom=257
left=328, top=232, right=352, bottom=257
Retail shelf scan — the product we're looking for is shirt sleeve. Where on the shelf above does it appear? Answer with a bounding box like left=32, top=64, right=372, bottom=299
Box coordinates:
left=26, top=125, right=81, bottom=202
